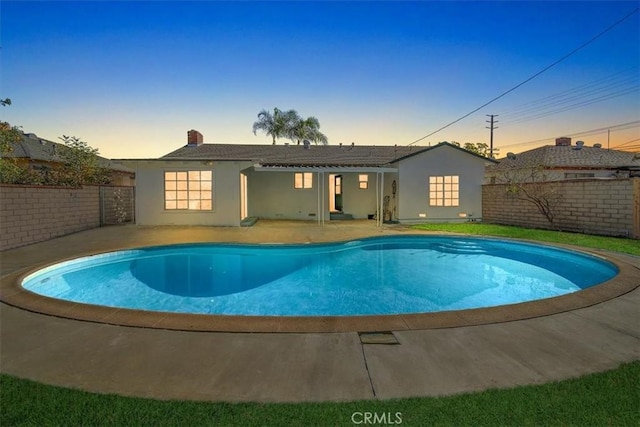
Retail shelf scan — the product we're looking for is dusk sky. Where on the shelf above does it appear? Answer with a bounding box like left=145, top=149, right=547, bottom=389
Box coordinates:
left=2, top=1, right=639, bottom=159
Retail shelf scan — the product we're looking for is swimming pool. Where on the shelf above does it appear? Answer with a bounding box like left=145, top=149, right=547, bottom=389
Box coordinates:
left=21, top=235, right=618, bottom=317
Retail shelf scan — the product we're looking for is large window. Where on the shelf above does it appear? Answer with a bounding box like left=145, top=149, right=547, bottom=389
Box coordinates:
left=294, top=172, right=313, bottom=189
left=429, top=175, right=459, bottom=207
left=164, top=170, right=212, bottom=210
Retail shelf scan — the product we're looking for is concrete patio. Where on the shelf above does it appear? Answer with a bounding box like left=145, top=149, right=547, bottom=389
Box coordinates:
left=1, top=221, right=638, bottom=402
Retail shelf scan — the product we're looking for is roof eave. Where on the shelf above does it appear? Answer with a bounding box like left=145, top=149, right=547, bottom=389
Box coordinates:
left=254, top=165, right=398, bottom=172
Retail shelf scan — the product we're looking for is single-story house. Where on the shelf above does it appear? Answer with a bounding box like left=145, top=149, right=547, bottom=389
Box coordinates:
left=117, top=130, right=495, bottom=227
left=4, top=132, right=135, bottom=186
left=487, top=137, right=640, bottom=183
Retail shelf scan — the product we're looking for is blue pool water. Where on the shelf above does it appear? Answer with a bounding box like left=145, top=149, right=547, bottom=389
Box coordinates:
left=22, top=236, right=618, bottom=316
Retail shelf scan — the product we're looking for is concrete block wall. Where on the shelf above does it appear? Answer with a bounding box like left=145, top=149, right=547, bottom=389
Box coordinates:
left=482, top=178, right=639, bottom=238
left=0, top=184, right=100, bottom=251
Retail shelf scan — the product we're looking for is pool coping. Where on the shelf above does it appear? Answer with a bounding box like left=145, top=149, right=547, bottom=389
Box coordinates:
left=1, top=234, right=638, bottom=333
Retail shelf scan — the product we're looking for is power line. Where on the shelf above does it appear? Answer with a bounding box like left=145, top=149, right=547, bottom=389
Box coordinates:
left=407, top=7, right=639, bottom=146
left=613, top=137, right=640, bottom=148
left=566, top=121, right=640, bottom=138
left=615, top=144, right=640, bottom=152
left=502, top=87, right=638, bottom=126
left=498, top=73, right=638, bottom=123
left=497, top=68, right=637, bottom=118
left=499, top=120, right=640, bottom=149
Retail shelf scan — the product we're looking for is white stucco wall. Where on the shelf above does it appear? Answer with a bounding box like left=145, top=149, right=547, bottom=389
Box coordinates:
left=244, top=170, right=387, bottom=220
left=128, top=160, right=251, bottom=226
left=123, top=145, right=489, bottom=226
left=245, top=169, right=323, bottom=220
left=395, top=145, right=489, bottom=223
left=338, top=173, right=380, bottom=219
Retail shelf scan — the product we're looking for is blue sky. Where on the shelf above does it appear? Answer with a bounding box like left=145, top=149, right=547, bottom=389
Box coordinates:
left=2, top=1, right=639, bottom=158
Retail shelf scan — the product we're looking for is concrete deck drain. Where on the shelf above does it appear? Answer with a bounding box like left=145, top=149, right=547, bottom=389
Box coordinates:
left=358, top=331, right=400, bottom=345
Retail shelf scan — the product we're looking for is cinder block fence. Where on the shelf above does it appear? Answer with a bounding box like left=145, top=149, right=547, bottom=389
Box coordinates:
left=2, top=179, right=638, bottom=251
left=0, top=184, right=134, bottom=251
left=482, top=178, right=640, bottom=239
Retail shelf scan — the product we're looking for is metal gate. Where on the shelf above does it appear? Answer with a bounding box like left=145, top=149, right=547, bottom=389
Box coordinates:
left=99, top=186, right=135, bottom=225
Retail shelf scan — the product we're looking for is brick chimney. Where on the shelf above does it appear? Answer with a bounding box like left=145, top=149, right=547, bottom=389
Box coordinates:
left=555, top=137, right=571, bottom=146
left=187, top=130, right=204, bottom=146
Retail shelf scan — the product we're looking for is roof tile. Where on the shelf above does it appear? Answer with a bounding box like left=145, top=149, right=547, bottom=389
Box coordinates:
left=4, top=133, right=133, bottom=172
left=161, top=142, right=493, bottom=166
left=490, top=145, right=639, bottom=170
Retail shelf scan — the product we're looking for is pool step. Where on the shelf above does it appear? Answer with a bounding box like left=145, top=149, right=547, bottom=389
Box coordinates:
left=240, top=217, right=259, bottom=227
left=435, top=241, right=487, bottom=255
left=330, top=212, right=353, bottom=220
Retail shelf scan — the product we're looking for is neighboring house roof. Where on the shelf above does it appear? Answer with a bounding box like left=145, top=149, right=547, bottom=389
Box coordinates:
left=489, top=145, right=640, bottom=171
left=161, top=141, right=495, bottom=167
left=4, top=132, right=134, bottom=173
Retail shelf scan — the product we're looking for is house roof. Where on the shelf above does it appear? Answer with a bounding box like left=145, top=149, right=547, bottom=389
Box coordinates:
left=4, top=132, right=134, bottom=173
left=161, top=141, right=495, bottom=167
left=489, top=145, right=640, bottom=171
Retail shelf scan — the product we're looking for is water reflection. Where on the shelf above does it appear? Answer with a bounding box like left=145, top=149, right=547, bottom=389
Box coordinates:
left=131, top=251, right=312, bottom=297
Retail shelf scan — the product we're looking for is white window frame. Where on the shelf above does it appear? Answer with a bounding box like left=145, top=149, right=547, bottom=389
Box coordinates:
left=294, top=172, right=313, bottom=189
left=164, top=170, right=213, bottom=211
left=429, top=175, right=459, bottom=207
left=358, top=174, right=369, bottom=189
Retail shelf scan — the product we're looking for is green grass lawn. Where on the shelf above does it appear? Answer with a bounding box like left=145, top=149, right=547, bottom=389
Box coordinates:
left=1, top=362, right=638, bottom=426
left=1, top=225, right=638, bottom=426
left=410, top=223, right=640, bottom=256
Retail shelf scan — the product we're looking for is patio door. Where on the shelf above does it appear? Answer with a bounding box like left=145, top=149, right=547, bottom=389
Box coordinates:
left=329, top=174, right=343, bottom=212
left=240, top=173, right=248, bottom=220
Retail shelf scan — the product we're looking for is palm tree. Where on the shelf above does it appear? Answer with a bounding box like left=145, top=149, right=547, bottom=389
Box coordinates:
left=253, top=108, right=328, bottom=145
left=308, top=118, right=328, bottom=146
left=288, top=116, right=328, bottom=146
left=252, top=108, right=299, bottom=145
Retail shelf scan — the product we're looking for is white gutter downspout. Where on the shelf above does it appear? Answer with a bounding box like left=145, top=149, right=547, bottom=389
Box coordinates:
left=317, top=171, right=321, bottom=226
left=322, top=171, right=326, bottom=227
left=134, top=163, right=140, bottom=225
left=316, top=171, right=325, bottom=227
left=379, top=172, right=384, bottom=228
left=376, top=172, right=385, bottom=227
left=375, top=172, right=379, bottom=227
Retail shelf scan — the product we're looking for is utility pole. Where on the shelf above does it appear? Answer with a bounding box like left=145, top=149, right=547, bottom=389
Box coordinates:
left=486, top=114, right=498, bottom=158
